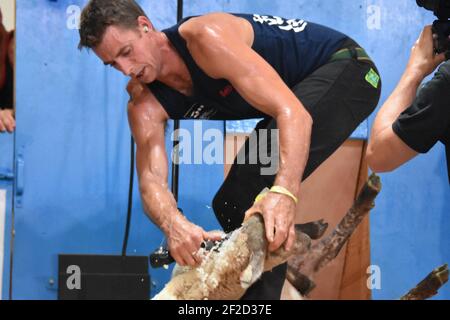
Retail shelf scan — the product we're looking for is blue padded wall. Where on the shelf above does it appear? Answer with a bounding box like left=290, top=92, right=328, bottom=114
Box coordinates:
left=0, top=133, right=14, bottom=299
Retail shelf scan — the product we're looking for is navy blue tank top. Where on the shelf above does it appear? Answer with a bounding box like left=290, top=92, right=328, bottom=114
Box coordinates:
left=148, top=14, right=348, bottom=120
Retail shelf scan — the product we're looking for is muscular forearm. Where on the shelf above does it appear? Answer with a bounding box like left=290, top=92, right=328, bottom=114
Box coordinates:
left=244, top=106, right=312, bottom=252
left=140, top=177, right=185, bottom=235
left=367, top=69, right=424, bottom=171
left=371, top=69, right=423, bottom=139
left=273, top=108, right=313, bottom=196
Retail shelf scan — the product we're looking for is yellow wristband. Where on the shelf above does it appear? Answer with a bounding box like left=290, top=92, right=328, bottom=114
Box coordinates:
left=269, top=186, right=298, bottom=204
left=254, top=187, right=270, bottom=204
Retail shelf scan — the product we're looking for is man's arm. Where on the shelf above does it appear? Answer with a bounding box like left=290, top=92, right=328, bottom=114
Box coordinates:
left=367, top=26, right=446, bottom=172
left=180, top=13, right=313, bottom=252
left=127, top=79, right=222, bottom=266
left=0, top=109, right=15, bottom=133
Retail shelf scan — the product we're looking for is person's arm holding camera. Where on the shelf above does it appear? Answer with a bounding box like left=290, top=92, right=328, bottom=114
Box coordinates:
left=367, top=26, right=447, bottom=172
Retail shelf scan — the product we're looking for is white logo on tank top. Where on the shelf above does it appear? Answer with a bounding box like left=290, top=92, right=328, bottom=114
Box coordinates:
left=253, top=14, right=308, bottom=33
left=184, top=103, right=217, bottom=119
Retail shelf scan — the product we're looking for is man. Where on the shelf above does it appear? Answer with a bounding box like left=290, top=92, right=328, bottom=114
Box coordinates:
left=0, top=7, right=15, bottom=133
left=367, top=26, right=449, bottom=182
left=79, top=0, right=381, bottom=299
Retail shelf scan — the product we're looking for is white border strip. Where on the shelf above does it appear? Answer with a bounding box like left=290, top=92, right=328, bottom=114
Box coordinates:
left=0, top=190, right=6, bottom=300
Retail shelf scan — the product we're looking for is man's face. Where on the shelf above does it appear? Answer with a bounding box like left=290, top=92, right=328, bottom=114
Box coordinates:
left=94, top=25, right=161, bottom=83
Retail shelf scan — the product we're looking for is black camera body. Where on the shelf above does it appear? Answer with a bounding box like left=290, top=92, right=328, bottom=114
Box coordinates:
left=417, top=0, right=450, bottom=54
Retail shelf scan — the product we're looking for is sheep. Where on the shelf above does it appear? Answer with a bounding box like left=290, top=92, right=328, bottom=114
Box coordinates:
left=153, top=214, right=312, bottom=300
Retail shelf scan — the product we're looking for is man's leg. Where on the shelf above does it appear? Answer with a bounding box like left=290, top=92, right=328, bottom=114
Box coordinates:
left=213, top=55, right=381, bottom=300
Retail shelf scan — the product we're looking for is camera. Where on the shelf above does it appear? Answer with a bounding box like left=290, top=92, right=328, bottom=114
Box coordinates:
left=417, top=0, right=450, bottom=54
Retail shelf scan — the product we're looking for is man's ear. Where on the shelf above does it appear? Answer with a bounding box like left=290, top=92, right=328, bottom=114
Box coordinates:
left=137, top=16, right=155, bottom=32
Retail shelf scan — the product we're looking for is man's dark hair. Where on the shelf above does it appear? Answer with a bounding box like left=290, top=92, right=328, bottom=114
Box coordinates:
left=78, top=0, right=148, bottom=50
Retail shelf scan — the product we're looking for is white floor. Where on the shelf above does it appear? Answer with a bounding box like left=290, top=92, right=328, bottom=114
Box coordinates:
left=0, top=190, right=6, bottom=299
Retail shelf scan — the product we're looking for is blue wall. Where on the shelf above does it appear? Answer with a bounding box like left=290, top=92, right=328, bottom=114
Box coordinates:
left=0, top=133, right=14, bottom=299
left=1, top=0, right=448, bottom=299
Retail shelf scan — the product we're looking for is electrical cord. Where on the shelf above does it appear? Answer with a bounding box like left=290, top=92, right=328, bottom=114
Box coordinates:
left=122, top=136, right=135, bottom=256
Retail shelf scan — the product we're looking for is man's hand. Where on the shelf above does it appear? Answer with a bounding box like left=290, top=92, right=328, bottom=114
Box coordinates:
left=244, top=191, right=297, bottom=253
left=166, top=215, right=224, bottom=267
left=406, top=26, right=446, bottom=79
left=0, top=109, right=15, bottom=133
